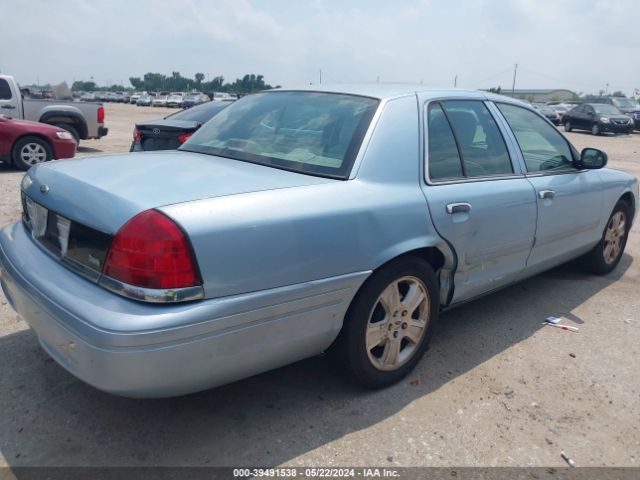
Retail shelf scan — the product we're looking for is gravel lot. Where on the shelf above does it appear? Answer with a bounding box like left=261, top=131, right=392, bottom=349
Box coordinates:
left=0, top=103, right=639, bottom=468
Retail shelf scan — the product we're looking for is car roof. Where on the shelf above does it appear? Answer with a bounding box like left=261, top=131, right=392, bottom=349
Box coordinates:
left=272, top=83, right=529, bottom=106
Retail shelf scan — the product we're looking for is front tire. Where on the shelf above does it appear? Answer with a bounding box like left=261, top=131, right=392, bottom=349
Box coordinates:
left=11, top=136, right=53, bottom=170
left=579, top=200, right=631, bottom=274
left=591, top=123, right=600, bottom=136
left=330, top=256, right=439, bottom=388
left=564, top=120, right=572, bottom=132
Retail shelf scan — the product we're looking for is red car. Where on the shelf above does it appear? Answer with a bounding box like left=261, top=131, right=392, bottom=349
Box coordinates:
left=0, top=115, right=76, bottom=170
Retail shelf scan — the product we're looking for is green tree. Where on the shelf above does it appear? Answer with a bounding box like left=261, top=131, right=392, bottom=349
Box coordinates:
left=71, top=80, right=97, bottom=91
left=129, top=77, right=144, bottom=90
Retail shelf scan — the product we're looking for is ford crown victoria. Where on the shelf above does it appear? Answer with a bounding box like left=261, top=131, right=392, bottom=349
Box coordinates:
left=0, top=85, right=637, bottom=397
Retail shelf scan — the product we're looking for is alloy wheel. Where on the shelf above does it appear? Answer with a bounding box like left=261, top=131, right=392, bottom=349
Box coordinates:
left=366, top=276, right=430, bottom=371
left=603, top=211, right=626, bottom=264
left=20, top=143, right=47, bottom=165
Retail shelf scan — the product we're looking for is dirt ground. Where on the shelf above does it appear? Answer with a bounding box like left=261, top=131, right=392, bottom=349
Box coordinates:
left=0, top=103, right=639, bottom=468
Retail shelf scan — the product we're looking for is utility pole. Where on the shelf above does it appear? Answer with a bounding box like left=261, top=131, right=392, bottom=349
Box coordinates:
left=454, top=75, right=457, bottom=87
left=319, top=69, right=322, bottom=85
left=376, top=76, right=380, bottom=83
left=511, top=63, right=518, bottom=94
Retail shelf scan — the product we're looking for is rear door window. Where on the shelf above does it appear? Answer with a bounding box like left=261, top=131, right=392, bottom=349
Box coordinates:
left=440, top=100, right=513, bottom=177
left=427, top=103, right=464, bottom=180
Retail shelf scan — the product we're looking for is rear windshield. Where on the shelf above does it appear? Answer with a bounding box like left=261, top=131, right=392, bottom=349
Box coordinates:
left=180, top=91, right=379, bottom=179
left=167, top=102, right=229, bottom=123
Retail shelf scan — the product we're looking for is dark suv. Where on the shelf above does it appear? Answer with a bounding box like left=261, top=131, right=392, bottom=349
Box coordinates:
left=563, top=103, right=634, bottom=135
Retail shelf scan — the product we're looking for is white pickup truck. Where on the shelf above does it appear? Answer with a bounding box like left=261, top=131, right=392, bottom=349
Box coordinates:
left=0, top=75, right=108, bottom=145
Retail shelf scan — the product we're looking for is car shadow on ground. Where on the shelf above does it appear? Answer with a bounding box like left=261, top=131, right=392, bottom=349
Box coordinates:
left=0, top=162, right=24, bottom=173
left=77, top=146, right=103, bottom=154
left=0, top=254, right=632, bottom=467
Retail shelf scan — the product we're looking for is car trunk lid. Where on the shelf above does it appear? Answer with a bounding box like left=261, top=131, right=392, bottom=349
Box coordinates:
left=24, top=150, right=335, bottom=234
left=136, top=120, right=201, bottom=151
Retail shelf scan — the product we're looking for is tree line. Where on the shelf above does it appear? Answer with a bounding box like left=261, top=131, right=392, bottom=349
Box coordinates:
left=71, top=72, right=276, bottom=94
left=486, top=85, right=631, bottom=102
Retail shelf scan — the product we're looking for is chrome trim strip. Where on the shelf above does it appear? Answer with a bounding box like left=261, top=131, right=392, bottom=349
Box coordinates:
left=98, top=275, right=205, bottom=304
left=61, top=256, right=101, bottom=283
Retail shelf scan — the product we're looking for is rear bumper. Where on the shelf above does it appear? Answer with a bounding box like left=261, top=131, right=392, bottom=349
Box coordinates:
left=0, top=221, right=366, bottom=397
left=97, top=126, right=108, bottom=138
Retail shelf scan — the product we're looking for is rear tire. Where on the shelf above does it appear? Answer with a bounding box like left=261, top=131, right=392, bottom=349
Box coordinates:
left=329, top=256, right=439, bottom=389
left=578, top=200, right=631, bottom=275
left=564, top=120, right=572, bottom=132
left=11, top=136, right=53, bottom=171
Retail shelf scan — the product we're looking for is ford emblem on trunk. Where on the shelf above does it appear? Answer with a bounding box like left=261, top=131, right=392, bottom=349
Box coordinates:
left=153, top=128, right=160, bottom=135
left=40, top=184, right=50, bottom=195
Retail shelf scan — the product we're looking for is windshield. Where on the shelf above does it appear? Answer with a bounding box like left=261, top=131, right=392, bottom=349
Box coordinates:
left=166, top=102, right=229, bottom=123
left=593, top=104, right=622, bottom=115
left=180, top=91, right=379, bottom=179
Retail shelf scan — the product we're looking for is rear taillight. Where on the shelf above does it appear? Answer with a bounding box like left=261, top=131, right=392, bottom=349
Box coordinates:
left=97, top=106, right=105, bottom=124
left=133, top=127, right=141, bottom=141
left=102, top=210, right=200, bottom=290
left=178, top=132, right=193, bottom=143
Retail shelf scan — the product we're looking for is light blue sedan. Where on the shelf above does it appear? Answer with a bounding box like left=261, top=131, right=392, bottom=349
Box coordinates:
left=0, top=85, right=637, bottom=397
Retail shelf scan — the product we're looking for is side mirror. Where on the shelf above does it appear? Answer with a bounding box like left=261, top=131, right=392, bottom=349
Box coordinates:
left=574, top=148, right=608, bottom=170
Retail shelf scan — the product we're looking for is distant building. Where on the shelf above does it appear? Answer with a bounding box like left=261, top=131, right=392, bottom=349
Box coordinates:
left=497, top=89, right=577, bottom=102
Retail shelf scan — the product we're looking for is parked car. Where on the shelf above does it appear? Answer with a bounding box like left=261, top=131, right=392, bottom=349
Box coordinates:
left=532, top=103, right=560, bottom=125
left=0, top=75, right=107, bottom=144
left=0, top=115, right=76, bottom=170
left=564, top=103, right=634, bottom=135
left=130, top=101, right=230, bottom=151
left=211, top=92, right=235, bottom=102
left=152, top=95, right=168, bottom=107
left=130, top=93, right=141, bottom=104
left=166, top=93, right=185, bottom=108
left=136, top=94, right=154, bottom=107
left=182, top=93, right=209, bottom=108
left=1, top=86, right=637, bottom=398
left=80, top=92, right=96, bottom=102
left=550, top=104, right=569, bottom=123
left=590, top=97, right=640, bottom=130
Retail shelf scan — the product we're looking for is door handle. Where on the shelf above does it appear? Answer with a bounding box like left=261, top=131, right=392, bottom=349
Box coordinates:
left=538, top=190, right=555, bottom=199
left=1, top=105, right=16, bottom=109
left=446, top=202, right=472, bottom=214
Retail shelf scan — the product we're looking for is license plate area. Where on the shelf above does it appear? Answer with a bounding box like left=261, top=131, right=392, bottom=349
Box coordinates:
left=24, top=195, right=71, bottom=257
left=22, top=194, right=112, bottom=278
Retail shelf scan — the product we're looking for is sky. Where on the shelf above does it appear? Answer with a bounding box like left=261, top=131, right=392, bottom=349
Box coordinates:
left=1, top=0, right=639, bottom=96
